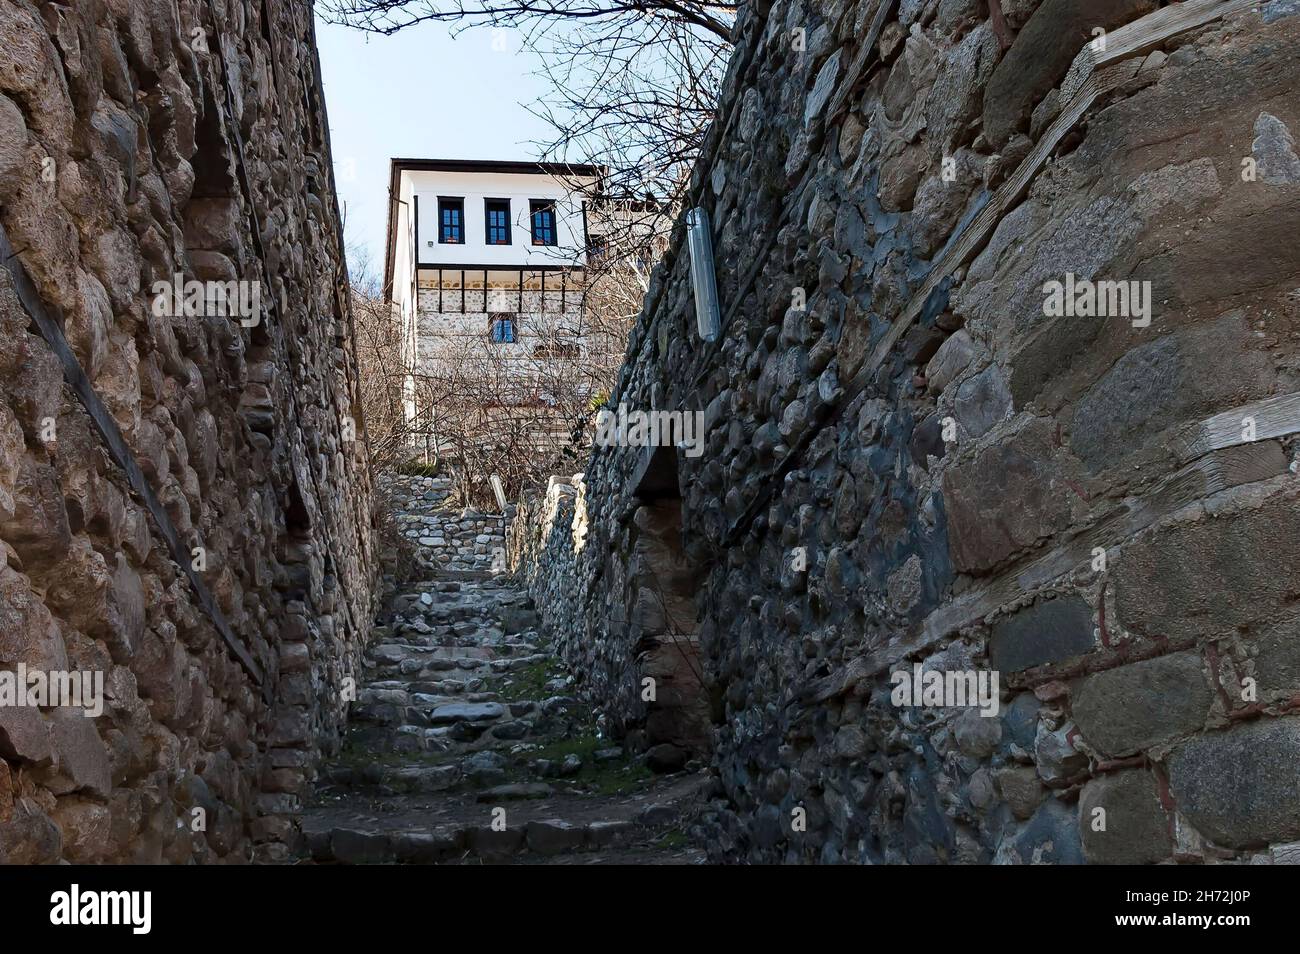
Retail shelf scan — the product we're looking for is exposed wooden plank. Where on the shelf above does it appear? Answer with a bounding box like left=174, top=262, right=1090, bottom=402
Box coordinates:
left=0, top=223, right=266, bottom=692
left=888, top=60, right=1137, bottom=343
left=797, top=440, right=1290, bottom=706
left=826, top=0, right=899, bottom=123
left=899, top=0, right=1258, bottom=328
left=728, top=61, right=1136, bottom=545
left=1171, top=391, right=1300, bottom=461
left=1062, top=0, right=1258, bottom=100
left=732, top=0, right=1256, bottom=550
left=1103, top=0, right=1257, bottom=61
left=923, top=440, right=1288, bottom=644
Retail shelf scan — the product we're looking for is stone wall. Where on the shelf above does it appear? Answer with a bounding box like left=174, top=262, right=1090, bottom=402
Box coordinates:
left=512, top=0, right=1300, bottom=863
left=384, top=472, right=508, bottom=572
left=510, top=471, right=710, bottom=767
left=510, top=474, right=587, bottom=674
left=0, top=0, right=376, bottom=862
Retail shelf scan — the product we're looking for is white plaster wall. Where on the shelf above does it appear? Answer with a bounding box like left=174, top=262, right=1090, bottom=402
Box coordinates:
left=406, top=169, right=592, bottom=269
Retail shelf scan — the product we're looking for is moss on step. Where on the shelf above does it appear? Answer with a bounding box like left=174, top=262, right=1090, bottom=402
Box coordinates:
left=655, top=829, right=690, bottom=849
left=520, top=733, right=653, bottom=796
left=494, top=657, right=563, bottom=702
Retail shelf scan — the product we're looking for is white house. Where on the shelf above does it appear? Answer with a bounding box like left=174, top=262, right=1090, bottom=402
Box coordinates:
left=383, top=158, right=612, bottom=456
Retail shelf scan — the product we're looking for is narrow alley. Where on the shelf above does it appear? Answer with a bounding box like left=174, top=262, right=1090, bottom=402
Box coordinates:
left=3, top=0, right=1299, bottom=890
left=294, top=479, right=708, bottom=864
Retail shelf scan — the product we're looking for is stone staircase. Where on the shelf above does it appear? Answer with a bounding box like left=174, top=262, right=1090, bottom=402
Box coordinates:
left=293, top=572, right=708, bottom=864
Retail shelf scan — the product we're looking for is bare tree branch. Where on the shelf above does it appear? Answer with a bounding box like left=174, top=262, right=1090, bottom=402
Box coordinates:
left=322, top=0, right=736, bottom=42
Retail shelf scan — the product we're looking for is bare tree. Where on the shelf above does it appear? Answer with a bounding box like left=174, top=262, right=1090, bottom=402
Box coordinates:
left=320, top=0, right=735, bottom=258
left=320, top=0, right=734, bottom=44
left=406, top=302, right=623, bottom=509
left=525, top=10, right=731, bottom=226
left=348, top=243, right=411, bottom=468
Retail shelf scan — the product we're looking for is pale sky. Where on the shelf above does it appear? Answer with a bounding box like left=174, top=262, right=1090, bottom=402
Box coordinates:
left=315, top=15, right=557, bottom=285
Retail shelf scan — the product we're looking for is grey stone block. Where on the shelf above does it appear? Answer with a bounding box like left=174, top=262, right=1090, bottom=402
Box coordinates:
left=525, top=819, right=587, bottom=856
left=1168, top=718, right=1300, bottom=849
left=1072, top=652, right=1211, bottom=757
left=330, top=829, right=392, bottom=865
left=1002, top=797, right=1085, bottom=865
left=1079, top=770, right=1172, bottom=864
left=989, top=596, right=1096, bottom=674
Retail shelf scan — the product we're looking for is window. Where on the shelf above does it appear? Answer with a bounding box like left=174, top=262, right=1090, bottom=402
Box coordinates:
left=490, top=314, right=516, bottom=343
left=438, top=197, right=464, bottom=244
left=530, top=200, right=558, bottom=246
left=485, top=199, right=511, bottom=245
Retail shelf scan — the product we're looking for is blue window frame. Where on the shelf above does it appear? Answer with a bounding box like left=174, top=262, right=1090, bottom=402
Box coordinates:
left=490, top=315, right=516, bottom=343
left=485, top=199, right=511, bottom=245
left=438, top=197, right=464, bottom=244
left=530, top=200, right=557, bottom=246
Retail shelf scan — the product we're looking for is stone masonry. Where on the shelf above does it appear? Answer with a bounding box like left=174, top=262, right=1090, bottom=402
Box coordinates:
left=383, top=472, right=509, bottom=573
left=0, top=0, right=375, bottom=862
left=512, top=0, right=1300, bottom=863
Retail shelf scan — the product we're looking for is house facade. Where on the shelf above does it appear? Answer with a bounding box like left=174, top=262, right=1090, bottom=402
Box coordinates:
left=383, top=159, right=608, bottom=437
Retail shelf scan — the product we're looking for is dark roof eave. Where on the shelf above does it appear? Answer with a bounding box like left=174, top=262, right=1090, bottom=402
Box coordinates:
left=382, top=158, right=605, bottom=304
left=390, top=157, right=604, bottom=178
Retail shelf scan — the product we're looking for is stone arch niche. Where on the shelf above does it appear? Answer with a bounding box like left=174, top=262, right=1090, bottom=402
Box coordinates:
left=624, top=443, right=711, bottom=770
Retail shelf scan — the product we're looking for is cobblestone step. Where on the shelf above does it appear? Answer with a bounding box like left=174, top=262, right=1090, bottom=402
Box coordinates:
left=300, top=775, right=708, bottom=864
left=292, top=547, right=707, bottom=864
